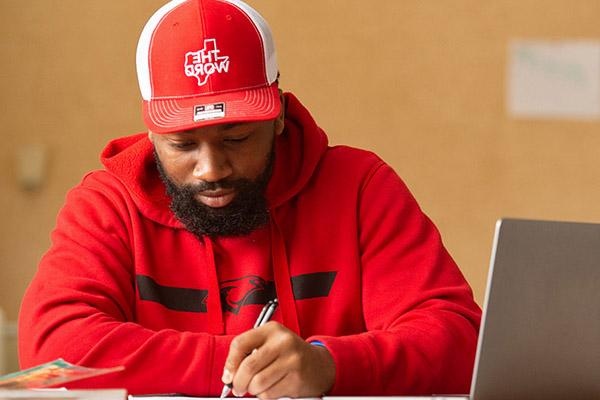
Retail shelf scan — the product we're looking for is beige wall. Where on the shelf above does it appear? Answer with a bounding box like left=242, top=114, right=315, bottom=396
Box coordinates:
left=1, top=0, right=600, bottom=328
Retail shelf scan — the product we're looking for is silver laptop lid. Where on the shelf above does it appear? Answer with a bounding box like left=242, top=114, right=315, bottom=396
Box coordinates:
left=471, top=219, right=600, bottom=400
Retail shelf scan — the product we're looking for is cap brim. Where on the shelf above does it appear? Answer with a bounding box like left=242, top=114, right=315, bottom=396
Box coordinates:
left=143, top=83, right=281, bottom=133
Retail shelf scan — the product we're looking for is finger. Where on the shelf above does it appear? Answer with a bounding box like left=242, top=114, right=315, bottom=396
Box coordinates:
left=231, top=345, right=278, bottom=396
left=223, top=325, right=270, bottom=382
left=256, top=370, right=292, bottom=400
left=246, top=356, right=288, bottom=397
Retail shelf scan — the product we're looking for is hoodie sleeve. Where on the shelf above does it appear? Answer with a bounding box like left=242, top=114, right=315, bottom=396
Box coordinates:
left=18, top=178, right=232, bottom=395
left=308, top=161, right=481, bottom=396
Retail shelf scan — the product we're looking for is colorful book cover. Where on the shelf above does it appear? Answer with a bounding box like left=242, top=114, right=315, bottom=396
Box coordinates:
left=0, top=359, right=124, bottom=389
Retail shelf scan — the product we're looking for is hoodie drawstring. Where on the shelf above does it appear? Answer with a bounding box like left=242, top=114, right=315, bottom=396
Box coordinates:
left=202, top=217, right=301, bottom=336
left=269, top=214, right=301, bottom=336
left=204, top=237, right=225, bottom=334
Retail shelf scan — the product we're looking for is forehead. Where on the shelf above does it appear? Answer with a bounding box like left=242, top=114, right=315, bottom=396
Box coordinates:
left=177, top=122, right=241, bottom=135
left=175, top=120, right=273, bottom=135
left=158, top=120, right=273, bottom=138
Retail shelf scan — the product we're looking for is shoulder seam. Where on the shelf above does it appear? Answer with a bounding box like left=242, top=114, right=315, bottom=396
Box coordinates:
left=358, top=159, right=386, bottom=199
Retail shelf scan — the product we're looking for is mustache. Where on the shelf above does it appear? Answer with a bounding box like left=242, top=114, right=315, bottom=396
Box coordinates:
left=180, top=179, right=249, bottom=194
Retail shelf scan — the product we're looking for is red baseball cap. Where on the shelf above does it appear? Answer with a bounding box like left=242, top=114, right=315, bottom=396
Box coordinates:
left=136, top=0, right=280, bottom=133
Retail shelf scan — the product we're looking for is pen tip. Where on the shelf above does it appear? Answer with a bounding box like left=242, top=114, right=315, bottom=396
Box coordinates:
left=220, top=384, right=232, bottom=399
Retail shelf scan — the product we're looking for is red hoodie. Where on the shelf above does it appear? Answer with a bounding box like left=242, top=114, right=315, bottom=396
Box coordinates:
left=19, top=93, right=481, bottom=396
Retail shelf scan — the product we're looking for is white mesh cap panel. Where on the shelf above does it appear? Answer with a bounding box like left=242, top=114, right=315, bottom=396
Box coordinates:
left=225, top=0, right=278, bottom=84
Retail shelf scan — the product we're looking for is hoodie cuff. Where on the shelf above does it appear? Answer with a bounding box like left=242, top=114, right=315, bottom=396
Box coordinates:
left=209, top=335, right=235, bottom=395
left=306, top=334, right=379, bottom=395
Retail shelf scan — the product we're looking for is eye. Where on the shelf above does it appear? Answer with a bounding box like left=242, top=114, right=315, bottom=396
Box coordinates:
left=169, top=141, right=195, bottom=150
left=224, top=135, right=249, bottom=143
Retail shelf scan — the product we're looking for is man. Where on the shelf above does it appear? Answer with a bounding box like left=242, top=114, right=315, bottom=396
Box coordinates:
left=19, top=0, right=481, bottom=397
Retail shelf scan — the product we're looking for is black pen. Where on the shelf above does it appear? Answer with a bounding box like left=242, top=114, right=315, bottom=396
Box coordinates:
left=220, top=299, right=279, bottom=398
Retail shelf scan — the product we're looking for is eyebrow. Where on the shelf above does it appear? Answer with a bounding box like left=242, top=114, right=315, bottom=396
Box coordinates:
left=222, top=122, right=242, bottom=130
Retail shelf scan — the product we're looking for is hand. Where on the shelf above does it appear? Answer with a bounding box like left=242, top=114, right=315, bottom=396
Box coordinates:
left=222, top=321, right=335, bottom=399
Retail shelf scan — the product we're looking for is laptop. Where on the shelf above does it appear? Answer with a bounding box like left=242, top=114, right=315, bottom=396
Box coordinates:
left=469, top=218, right=600, bottom=399
left=325, top=219, right=600, bottom=400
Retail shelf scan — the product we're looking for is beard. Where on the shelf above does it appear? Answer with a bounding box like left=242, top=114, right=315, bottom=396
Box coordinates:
left=154, top=148, right=274, bottom=238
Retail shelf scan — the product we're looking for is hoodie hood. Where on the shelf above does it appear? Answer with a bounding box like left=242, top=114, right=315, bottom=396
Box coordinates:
left=100, top=92, right=328, bottom=336
left=101, top=92, right=328, bottom=227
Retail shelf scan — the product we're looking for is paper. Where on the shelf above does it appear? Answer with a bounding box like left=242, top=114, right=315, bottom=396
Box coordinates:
left=129, top=398, right=217, bottom=400
left=0, top=359, right=124, bottom=389
left=508, top=40, right=600, bottom=119
left=130, top=397, right=463, bottom=400
left=323, top=397, right=468, bottom=400
left=129, top=397, right=321, bottom=400
left=129, top=398, right=321, bottom=400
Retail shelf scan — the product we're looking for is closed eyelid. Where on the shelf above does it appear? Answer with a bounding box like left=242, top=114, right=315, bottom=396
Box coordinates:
left=224, top=133, right=252, bottom=141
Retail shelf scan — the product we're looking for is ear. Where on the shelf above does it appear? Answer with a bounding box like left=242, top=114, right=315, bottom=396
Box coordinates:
left=147, top=131, right=155, bottom=143
left=274, top=91, right=286, bottom=136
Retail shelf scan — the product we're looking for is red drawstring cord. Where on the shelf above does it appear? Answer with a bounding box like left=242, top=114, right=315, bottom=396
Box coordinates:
left=204, top=237, right=225, bottom=334
left=270, top=215, right=301, bottom=336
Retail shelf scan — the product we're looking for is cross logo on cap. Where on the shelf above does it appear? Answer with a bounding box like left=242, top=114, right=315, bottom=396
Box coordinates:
left=184, top=39, right=230, bottom=86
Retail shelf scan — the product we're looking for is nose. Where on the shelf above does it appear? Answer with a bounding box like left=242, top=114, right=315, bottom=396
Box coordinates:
left=192, top=144, right=233, bottom=183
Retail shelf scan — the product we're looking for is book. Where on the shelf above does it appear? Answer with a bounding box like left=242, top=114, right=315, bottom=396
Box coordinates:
left=0, top=389, right=126, bottom=400
left=0, top=359, right=124, bottom=390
